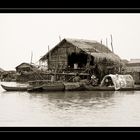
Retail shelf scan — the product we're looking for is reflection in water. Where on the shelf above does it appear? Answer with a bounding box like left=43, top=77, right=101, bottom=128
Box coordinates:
left=0, top=82, right=140, bottom=126
left=29, top=91, right=116, bottom=112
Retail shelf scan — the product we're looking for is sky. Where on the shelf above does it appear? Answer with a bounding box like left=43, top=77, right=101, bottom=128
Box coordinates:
left=0, top=13, right=140, bottom=70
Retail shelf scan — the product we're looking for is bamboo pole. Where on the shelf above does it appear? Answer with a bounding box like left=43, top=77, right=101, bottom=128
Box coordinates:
left=106, top=38, right=108, bottom=47
left=30, top=51, right=33, bottom=64
left=48, top=45, right=50, bottom=69
left=110, top=34, right=114, bottom=53
left=59, top=36, right=61, bottom=42
left=101, top=39, right=102, bottom=44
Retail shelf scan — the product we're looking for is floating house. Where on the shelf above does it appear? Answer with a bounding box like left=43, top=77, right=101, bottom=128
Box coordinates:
left=15, top=62, right=40, bottom=82
left=39, top=38, right=124, bottom=82
left=125, top=59, right=140, bottom=84
left=15, top=62, right=37, bottom=74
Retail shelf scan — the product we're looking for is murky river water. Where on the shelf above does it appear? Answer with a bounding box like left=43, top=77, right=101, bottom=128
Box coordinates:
left=0, top=82, right=140, bottom=127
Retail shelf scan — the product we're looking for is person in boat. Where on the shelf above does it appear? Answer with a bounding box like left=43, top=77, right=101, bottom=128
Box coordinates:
left=73, top=73, right=81, bottom=82
left=89, top=74, right=98, bottom=86
left=104, top=77, right=113, bottom=87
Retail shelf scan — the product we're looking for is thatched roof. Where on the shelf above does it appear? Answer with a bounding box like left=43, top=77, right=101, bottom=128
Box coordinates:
left=40, top=38, right=122, bottom=63
left=66, top=38, right=112, bottom=53
left=15, top=62, right=36, bottom=69
left=90, top=52, right=121, bottom=64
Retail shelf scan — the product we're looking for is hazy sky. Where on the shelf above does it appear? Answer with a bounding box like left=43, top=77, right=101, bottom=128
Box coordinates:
left=0, top=13, right=140, bottom=70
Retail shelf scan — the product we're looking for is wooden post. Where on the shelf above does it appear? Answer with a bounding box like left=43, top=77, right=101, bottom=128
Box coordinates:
left=59, top=36, right=61, bottom=42
left=57, top=47, right=59, bottom=71
left=110, top=34, right=114, bottom=53
left=48, top=45, right=50, bottom=69
left=106, top=38, right=108, bottom=47
left=30, top=51, right=33, bottom=64
left=101, top=39, right=102, bottom=44
left=66, top=44, right=68, bottom=70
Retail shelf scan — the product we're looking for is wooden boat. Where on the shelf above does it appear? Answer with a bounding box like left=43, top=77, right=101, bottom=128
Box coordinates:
left=83, top=84, right=140, bottom=91
left=1, top=83, right=140, bottom=92
left=64, top=82, right=85, bottom=91
left=64, top=74, right=140, bottom=91
left=42, top=83, right=65, bottom=91
left=2, top=74, right=140, bottom=92
left=27, top=85, right=44, bottom=92
left=25, top=74, right=140, bottom=92
left=2, top=83, right=140, bottom=92
left=27, top=80, right=65, bottom=92
left=1, top=84, right=28, bottom=91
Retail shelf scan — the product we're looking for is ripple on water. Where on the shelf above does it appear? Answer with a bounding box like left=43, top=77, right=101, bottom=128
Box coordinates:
left=0, top=82, right=140, bottom=126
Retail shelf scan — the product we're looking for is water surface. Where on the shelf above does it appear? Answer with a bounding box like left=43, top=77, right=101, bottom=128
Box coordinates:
left=0, top=82, right=140, bottom=126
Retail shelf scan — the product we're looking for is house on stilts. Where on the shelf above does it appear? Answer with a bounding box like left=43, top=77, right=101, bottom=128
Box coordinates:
left=39, top=38, right=125, bottom=83
left=125, top=59, right=140, bottom=84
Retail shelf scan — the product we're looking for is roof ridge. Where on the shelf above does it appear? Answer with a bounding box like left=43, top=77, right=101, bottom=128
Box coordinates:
left=65, top=38, right=98, bottom=43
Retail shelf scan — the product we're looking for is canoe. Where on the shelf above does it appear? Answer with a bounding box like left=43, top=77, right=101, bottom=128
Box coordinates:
left=1, top=84, right=28, bottom=91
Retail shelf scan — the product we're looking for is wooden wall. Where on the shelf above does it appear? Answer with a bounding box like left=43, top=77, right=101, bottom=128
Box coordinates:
left=48, top=42, right=81, bottom=70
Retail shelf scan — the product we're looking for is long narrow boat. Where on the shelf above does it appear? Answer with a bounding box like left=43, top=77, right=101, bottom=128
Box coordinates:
left=1, top=83, right=140, bottom=92
left=83, top=85, right=140, bottom=91
left=1, top=84, right=28, bottom=91
left=2, top=74, right=140, bottom=92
